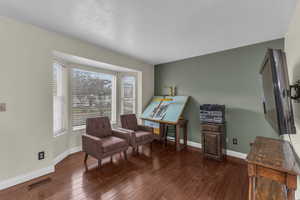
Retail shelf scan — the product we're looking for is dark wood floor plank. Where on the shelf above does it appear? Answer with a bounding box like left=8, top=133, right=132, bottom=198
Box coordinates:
left=0, top=142, right=248, bottom=200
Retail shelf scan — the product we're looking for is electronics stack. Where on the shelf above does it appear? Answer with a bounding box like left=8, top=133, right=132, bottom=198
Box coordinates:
left=200, top=104, right=225, bottom=124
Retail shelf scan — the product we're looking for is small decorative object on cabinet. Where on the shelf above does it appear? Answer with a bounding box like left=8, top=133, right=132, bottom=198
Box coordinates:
left=201, top=123, right=226, bottom=161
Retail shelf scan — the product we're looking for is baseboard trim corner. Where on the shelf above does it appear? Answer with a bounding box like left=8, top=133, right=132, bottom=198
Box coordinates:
left=53, top=146, right=82, bottom=166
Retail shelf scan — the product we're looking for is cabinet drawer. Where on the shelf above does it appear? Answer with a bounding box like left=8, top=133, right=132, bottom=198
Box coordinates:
left=202, top=124, right=223, bottom=132
left=204, top=133, right=219, bottom=155
left=201, top=123, right=226, bottom=161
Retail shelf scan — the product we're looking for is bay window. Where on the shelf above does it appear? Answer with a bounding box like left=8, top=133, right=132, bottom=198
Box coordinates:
left=52, top=60, right=138, bottom=134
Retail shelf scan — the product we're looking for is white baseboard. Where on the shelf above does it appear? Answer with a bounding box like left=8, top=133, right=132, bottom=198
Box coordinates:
left=167, top=136, right=247, bottom=160
left=0, top=139, right=246, bottom=191
left=0, top=166, right=55, bottom=190
left=226, top=149, right=247, bottom=159
left=53, top=146, right=82, bottom=166
left=0, top=146, right=82, bottom=191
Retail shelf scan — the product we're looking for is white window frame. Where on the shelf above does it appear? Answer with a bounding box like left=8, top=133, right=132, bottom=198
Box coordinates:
left=119, top=73, right=138, bottom=115
left=53, top=62, right=66, bottom=137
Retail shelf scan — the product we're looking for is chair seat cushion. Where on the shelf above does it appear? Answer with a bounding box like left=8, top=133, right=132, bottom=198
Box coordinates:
left=135, top=130, right=154, bottom=143
left=101, top=136, right=128, bottom=153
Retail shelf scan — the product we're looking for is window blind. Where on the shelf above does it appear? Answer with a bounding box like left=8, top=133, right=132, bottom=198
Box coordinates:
left=71, top=68, right=114, bottom=128
left=121, top=75, right=136, bottom=114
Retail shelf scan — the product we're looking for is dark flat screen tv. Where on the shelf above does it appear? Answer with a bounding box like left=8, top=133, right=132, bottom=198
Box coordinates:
left=260, top=49, right=296, bottom=135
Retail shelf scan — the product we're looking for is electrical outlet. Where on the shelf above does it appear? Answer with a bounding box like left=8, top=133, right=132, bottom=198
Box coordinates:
left=233, top=138, right=238, bottom=145
left=0, top=103, right=6, bottom=112
left=38, top=151, right=45, bottom=160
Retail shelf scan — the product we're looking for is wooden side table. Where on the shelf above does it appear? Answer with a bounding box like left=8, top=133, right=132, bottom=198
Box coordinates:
left=247, top=137, right=300, bottom=200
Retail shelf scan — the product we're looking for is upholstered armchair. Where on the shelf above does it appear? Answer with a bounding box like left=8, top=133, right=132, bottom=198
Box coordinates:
left=82, top=117, right=131, bottom=168
left=120, top=114, right=154, bottom=154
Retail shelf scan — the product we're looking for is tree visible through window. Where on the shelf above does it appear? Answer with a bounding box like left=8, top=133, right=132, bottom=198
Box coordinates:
left=121, top=75, right=136, bottom=114
left=71, top=68, right=114, bottom=128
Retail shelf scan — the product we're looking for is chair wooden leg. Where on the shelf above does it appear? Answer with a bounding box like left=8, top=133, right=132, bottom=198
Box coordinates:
left=84, top=153, right=89, bottom=171
left=110, top=156, right=113, bottom=163
left=84, top=153, right=88, bottom=164
left=133, top=146, right=138, bottom=155
left=98, top=159, right=102, bottom=168
left=124, top=150, right=127, bottom=160
left=164, top=125, right=169, bottom=147
left=150, top=142, right=153, bottom=156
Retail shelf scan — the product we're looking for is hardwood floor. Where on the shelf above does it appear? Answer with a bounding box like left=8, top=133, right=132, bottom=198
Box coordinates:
left=0, top=143, right=248, bottom=200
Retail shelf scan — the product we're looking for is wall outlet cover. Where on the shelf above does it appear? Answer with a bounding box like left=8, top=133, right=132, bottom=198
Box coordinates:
left=233, top=138, right=238, bottom=145
left=38, top=151, right=45, bottom=160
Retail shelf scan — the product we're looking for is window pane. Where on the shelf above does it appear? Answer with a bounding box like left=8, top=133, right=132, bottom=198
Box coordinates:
left=71, top=68, right=113, bottom=127
left=122, top=76, right=135, bottom=98
left=53, top=63, right=64, bottom=135
left=121, top=75, right=136, bottom=114
left=53, top=64, right=58, bottom=96
left=123, top=100, right=135, bottom=114
left=54, top=96, right=64, bottom=133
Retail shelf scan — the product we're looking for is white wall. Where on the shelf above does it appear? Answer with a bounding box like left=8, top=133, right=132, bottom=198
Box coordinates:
left=285, top=0, right=300, bottom=198
left=0, top=16, right=154, bottom=184
left=285, top=0, right=300, bottom=157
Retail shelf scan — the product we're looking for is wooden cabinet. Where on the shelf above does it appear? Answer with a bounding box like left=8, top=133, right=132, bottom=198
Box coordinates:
left=201, top=123, right=226, bottom=161
left=247, top=137, right=300, bottom=200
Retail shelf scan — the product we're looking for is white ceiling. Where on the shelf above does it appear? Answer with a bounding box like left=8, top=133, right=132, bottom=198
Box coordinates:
left=0, top=0, right=297, bottom=64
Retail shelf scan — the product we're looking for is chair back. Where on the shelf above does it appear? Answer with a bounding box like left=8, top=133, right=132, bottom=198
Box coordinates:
left=120, top=114, right=138, bottom=131
left=86, top=117, right=112, bottom=138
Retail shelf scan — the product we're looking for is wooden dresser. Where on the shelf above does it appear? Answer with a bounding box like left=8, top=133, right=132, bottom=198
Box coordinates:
left=246, top=137, right=300, bottom=200
left=201, top=123, right=226, bottom=161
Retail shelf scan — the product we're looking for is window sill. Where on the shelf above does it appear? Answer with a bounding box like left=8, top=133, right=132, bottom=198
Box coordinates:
left=54, top=129, right=67, bottom=138
left=73, top=125, right=86, bottom=131
left=72, top=121, right=118, bottom=132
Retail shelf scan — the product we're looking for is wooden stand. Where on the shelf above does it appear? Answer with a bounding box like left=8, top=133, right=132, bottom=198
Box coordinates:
left=201, top=123, right=226, bottom=161
left=140, top=96, right=190, bottom=151
left=247, top=137, right=300, bottom=200
left=150, top=119, right=188, bottom=151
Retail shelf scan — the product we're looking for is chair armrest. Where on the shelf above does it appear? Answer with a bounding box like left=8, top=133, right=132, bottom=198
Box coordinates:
left=82, top=134, right=103, bottom=155
left=112, top=128, right=134, bottom=143
left=138, top=125, right=153, bottom=132
left=116, top=127, right=135, bottom=135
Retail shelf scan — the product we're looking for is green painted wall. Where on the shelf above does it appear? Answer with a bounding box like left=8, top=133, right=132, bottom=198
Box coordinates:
left=155, top=39, right=284, bottom=154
